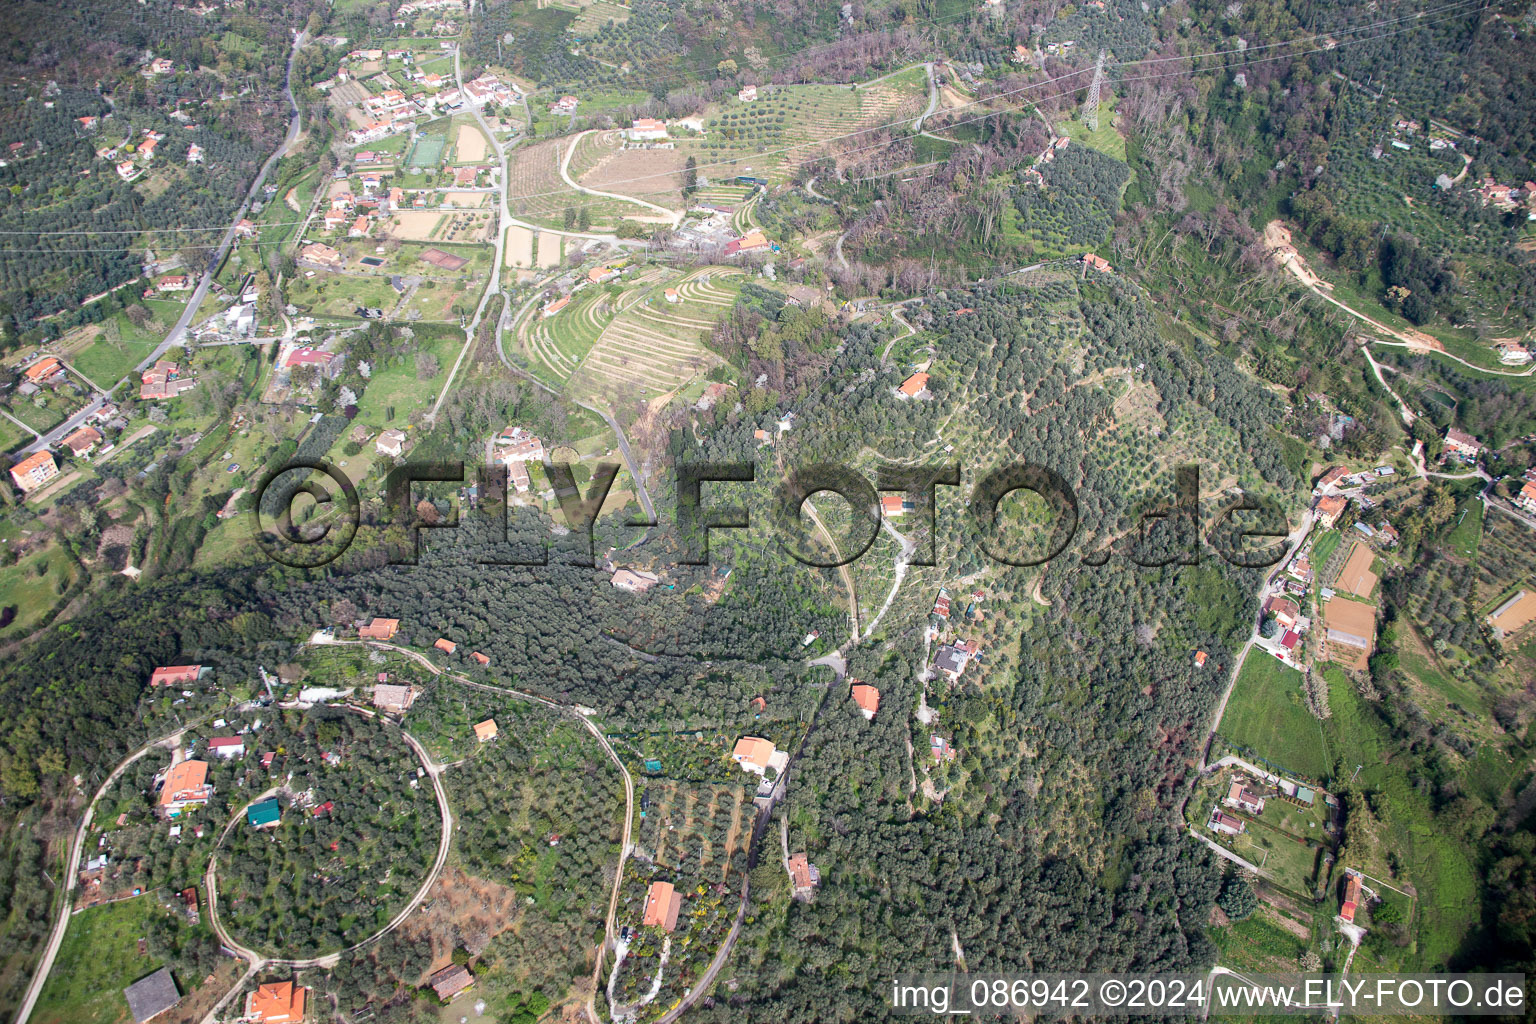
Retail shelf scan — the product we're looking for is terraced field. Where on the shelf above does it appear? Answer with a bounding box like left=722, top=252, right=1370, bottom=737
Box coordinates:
left=548, top=266, right=742, bottom=398
left=506, top=135, right=650, bottom=229
left=520, top=285, right=616, bottom=383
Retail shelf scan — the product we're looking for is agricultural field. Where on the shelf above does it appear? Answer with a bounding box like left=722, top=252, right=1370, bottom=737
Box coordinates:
left=519, top=281, right=615, bottom=383
left=506, top=138, right=580, bottom=229
left=451, top=120, right=490, bottom=163
left=565, top=266, right=741, bottom=399
left=1471, top=508, right=1535, bottom=608
left=58, top=297, right=188, bottom=386
left=1216, top=653, right=1331, bottom=783
left=632, top=779, right=751, bottom=882
left=693, top=78, right=927, bottom=183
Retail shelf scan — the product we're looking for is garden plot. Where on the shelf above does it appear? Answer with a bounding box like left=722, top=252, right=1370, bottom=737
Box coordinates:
left=453, top=121, right=489, bottom=162
left=442, top=190, right=486, bottom=207
left=506, top=225, right=536, bottom=267
left=632, top=780, right=750, bottom=881
left=694, top=79, right=926, bottom=183
left=384, top=210, right=443, bottom=241
left=535, top=231, right=563, bottom=267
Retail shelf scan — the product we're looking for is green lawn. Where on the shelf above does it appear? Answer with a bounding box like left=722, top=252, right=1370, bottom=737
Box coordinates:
left=351, top=331, right=461, bottom=429
left=33, top=898, right=161, bottom=1024
left=1056, top=99, right=1127, bottom=161
left=0, top=415, right=26, bottom=454
left=1319, top=668, right=1479, bottom=968
left=1217, top=653, right=1332, bottom=782
left=69, top=298, right=189, bottom=386
left=1445, top=499, right=1483, bottom=560
left=0, top=544, right=77, bottom=639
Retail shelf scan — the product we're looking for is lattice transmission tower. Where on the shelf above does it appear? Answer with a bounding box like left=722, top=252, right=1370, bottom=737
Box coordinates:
left=1082, top=49, right=1106, bottom=131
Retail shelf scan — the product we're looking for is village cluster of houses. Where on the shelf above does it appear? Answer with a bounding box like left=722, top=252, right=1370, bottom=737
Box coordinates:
left=336, top=56, right=516, bottom=147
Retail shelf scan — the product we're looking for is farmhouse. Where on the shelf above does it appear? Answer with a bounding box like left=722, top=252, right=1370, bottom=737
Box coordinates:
left=62, top=425, right=103, bottom=457
left=1443, top=427, right=1482, bottom=460
left=9, top=451, right=58, bottom=493
left=880, top=495, right=906, bottom=517
left=738, top=84, right=757, bottom=102
left=1081, top=252, right=1112, bottom=273
left=359, top=616, right=400, bottom=639
left=897, top=372, right=931, bottom=398
left=492, top=427, right=545, bottom=464
left=1208, top=809, right=1245, bottom=836
left=159, top=759, right=212, bottom=813
left=23, top=356, right=63, bottom=383
left=1321, top=597, right=1376, bottom=670
left=1340, top=871, right=1363, bottom=922
left=298, top=242, right=345, bottom=270
left=157, top=275, right=190, bottom=291
left=1313, top=494, right=1347, bottom=528
left=612, top=568, right=660, bottom=593
left=474, top=719, right=498, bottom=742
left=724, top=229, right=769, bottom=255
left=434, top=638, right=457, bottom=654
left=1224, top=780, right=1265, bottom=815
left=123, top=967, right=180, bottom=1024
left=541, top=295, right=570, bottom=317
left=207, top=737, right=245, bottom=760
left=731, top=736, right=776, bottom=774
left=150, top=665, right=204, bottom=687
left=787, top=852, right=820, bottom=893
left=1264, top=595, right=1300, bottom=630
left=376, top=429, right=407, bottom=457
left=627, top=117, right=668, bottom=141
left=933, top=644, right=971, bottom=680
left=245, top=980, right=308, bottom=1023
left=850, top=683, right=880, bottom=719
left=429, top=964, right=475, bottom=1001
left=1316, top=465, right=1351, bottom=490
left=642, top=880, right=683, bottom=931
left=550, top=95, right=579, bottom=116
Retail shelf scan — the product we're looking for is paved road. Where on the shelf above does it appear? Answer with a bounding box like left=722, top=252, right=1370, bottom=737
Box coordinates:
left=13, top=727, right=192, bottom=1024
left=21, top=29, right=308, bottom=458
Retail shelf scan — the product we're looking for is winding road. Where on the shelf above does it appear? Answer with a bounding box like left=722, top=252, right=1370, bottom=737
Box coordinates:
left=13, top=726, right=196, bottom=1024
left=23, top=29, right=309, bottom=457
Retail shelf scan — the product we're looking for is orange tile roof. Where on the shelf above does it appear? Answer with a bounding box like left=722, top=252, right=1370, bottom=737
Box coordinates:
left=159, top=759, right=210, bottom=806
left=474, top=719, right=498, bottom=741
left=642, top=880, right=682, bottom=930
left=850, top=683, right=880, bottom=715
left=471, top=651, right=489, bottom=665
left=731, top=736, right=774, bottom=769
left=434, top=638, right=456, bottom=653
left=898, top=372, right=930, bottom=396
left=23, top=357, right=61, bottom=382
left=358, top=617, right=399, bottom=639
left=246, top=980, right=307, bottom=1023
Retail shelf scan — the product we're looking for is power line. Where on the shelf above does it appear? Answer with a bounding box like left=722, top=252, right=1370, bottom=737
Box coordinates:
left=0, top=0, right=1487, bottom=253
left=0, top=0, right=1484, bottom=241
